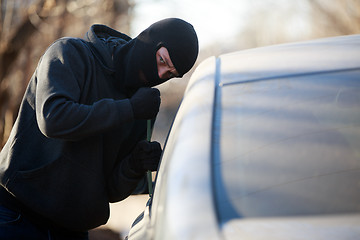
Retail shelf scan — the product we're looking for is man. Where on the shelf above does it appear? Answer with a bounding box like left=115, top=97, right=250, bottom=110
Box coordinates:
left=0, top=18, right=198, bottom=239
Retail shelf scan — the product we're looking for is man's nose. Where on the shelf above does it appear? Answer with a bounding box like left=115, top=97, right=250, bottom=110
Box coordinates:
left=158, top=66, right=168, bottom=79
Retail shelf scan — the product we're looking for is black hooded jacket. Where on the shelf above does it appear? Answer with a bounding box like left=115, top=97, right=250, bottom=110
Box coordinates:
left=0, top=25, right=148, bottom=231
left=0, top=18, right=198, bottom=232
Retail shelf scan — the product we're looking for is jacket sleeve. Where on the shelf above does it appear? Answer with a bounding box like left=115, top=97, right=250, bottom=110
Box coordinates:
left=104, top=119, right=150, bottom=201
left=107, top=154, right=145, bottom=202
left=35, top=39, right=133, bottom=140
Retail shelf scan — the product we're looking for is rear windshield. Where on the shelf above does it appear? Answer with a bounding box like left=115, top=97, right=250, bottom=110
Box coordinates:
left=213, top=70, right=360, bottom=223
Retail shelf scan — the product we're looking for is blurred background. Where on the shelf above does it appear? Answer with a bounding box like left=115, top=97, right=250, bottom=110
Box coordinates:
left=0, top=0, right=359, bottom=239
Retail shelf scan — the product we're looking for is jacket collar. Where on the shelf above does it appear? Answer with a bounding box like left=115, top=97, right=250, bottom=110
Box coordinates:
left=84, top=24, right=132, bottom=71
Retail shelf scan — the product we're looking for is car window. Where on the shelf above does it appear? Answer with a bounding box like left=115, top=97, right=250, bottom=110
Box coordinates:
left=213, top=69, right=360, bottom=224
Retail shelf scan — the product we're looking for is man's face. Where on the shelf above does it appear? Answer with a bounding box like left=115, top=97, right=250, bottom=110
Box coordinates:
left=122, top=18, right=198, bottom=94
left=156, top=47, right=179, bottom=80
left=136, top=47, right=179, bottom=88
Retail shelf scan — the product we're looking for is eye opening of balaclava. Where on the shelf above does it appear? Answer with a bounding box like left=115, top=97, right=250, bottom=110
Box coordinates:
left=118, top=18, right=199, bottom=93
left=150, top=19, right=199, bottom=78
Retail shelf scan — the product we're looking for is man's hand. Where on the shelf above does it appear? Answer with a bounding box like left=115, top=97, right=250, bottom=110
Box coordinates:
left=130, top=88, right=161, bottom=119
left=129, top=140, right=162, bottom=174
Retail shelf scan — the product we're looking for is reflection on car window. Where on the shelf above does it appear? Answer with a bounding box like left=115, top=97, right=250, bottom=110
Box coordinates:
left=213, top=70, right=360, bottom=224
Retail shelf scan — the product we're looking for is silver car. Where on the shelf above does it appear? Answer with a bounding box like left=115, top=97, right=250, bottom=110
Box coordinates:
left=127, top=34, right=360, bottom=240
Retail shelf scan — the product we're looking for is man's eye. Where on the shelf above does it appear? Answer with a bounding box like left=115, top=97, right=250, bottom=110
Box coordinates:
left=160, top=57, right=165, bottom=63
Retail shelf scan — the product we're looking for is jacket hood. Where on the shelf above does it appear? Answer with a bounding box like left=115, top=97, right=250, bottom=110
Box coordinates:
left=84, top=24, right=132, bottom=72
left=84, top=21, right=198, bottom=97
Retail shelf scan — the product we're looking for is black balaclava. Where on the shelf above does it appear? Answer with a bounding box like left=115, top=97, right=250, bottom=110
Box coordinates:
left=114, top=18, right=199, bottom=96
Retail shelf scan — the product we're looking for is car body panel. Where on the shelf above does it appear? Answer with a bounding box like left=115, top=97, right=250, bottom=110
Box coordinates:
left=151, top=57, right=222, bottom=240
left=223, top=214, right=360, bottom=240
left=128, top=57, right=223, bottom=240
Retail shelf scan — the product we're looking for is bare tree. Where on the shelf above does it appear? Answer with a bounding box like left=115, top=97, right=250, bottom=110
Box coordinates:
left=232, top=0, right=360, bottom=52
left=0, top=0, right=133, bottom=147
left=308, top=0, right=360, bottom=37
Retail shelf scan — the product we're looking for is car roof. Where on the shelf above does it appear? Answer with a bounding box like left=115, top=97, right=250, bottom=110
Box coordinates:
left=218, top=34, right=360, bottom=86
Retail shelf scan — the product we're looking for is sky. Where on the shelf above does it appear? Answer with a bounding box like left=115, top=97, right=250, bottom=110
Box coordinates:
left=131, top=0, right=312, bottom=51
left=131, top=0, right=251, bottom=49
